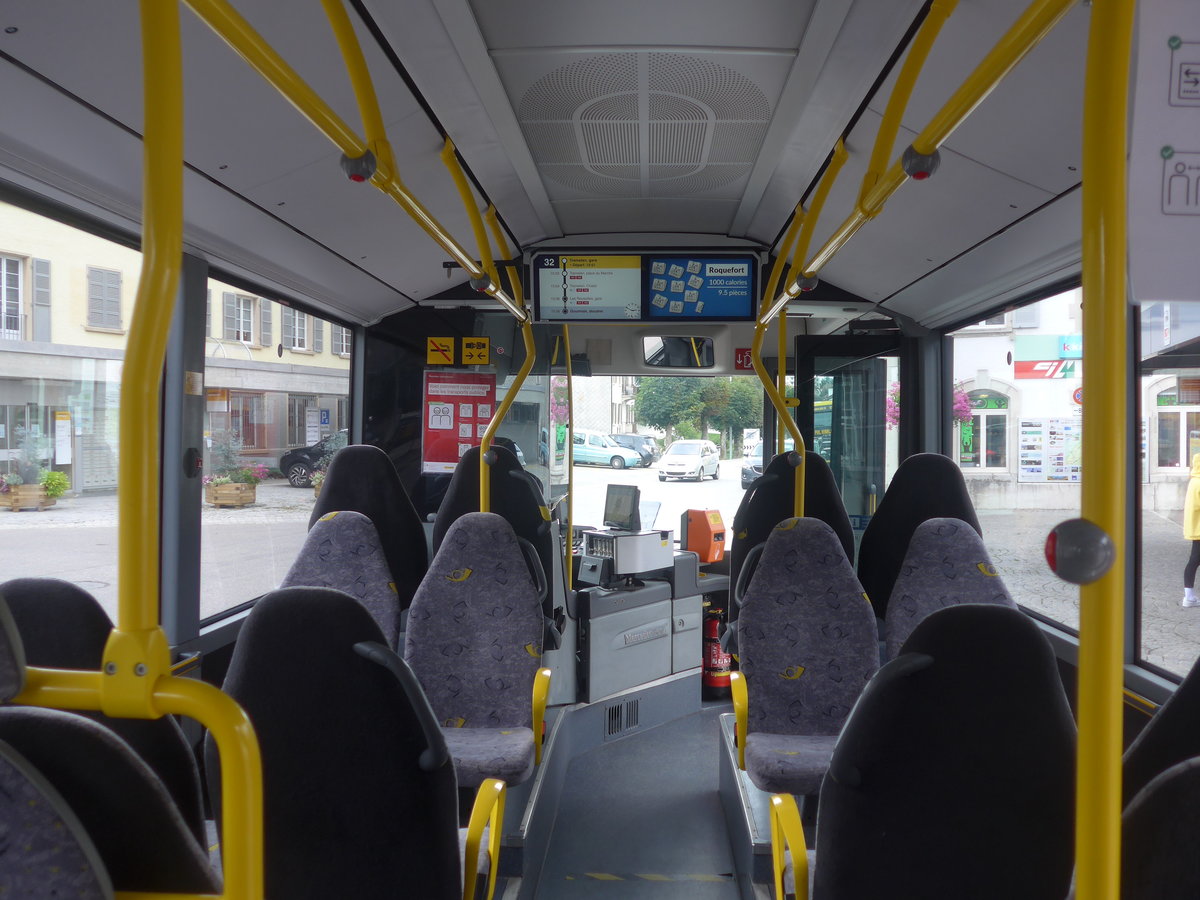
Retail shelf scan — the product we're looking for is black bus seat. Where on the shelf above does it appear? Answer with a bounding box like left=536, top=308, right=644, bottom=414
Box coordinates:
left=0, top=591, right=218, bottom=895
left=208, top=586, right=503, bottom=900
left=856, top=452, right=981, bottom=622
left=811, top=604, right=1074, bottom=900
left=431, top=445, right=562, bottom=645
left=0, top=577, right=207, bottom=845
left=728, top=451, right=853, bottom=628
left=1120, top=756, right=1200, bottom=900
left=882, top=517, right=1015, bottom=661
left=281, top=510, right=403, bottom=650
left=1123, top=651, right=1200, bottom=808
left=310, top=443, right=428, bottom=615
left=730, top=517, right=877, bottom=802
left=406, top=512, right=551, bottom=790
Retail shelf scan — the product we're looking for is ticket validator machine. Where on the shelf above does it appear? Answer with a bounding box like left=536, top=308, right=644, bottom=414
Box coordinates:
left=574, top=485, right=727, bottom=701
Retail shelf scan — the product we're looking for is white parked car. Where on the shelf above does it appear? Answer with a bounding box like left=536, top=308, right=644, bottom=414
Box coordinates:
left=658, top=440, right=720, bottom=482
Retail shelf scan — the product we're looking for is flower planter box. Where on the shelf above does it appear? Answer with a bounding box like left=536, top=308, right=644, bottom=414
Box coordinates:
left=7, top=484, right=55, bottom=512
left=205, top=483, right=256, bottom=508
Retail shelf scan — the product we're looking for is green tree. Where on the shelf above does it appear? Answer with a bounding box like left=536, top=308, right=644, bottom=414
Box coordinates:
left=711, top=378, right=763, bottom=453
left=634, top=377, right=701, bottom=443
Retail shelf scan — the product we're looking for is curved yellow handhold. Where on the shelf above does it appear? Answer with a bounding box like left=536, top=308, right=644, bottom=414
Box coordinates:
left=532, top=667, right=551, bottom=766
left=388, top=582, right=398, bottom=594
left=780, top=665, right=806, bottom=681
left=730, top=671, right=747, bottom=771
left=524, top=643, right=541, bottom=658
left=318, top=511, right=340, bottom=522
left=447, top=568, right=473, bottom=582
left=977, top=562, right=999, bottom=576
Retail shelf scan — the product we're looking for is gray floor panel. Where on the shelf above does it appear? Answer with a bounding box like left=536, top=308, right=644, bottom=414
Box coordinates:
left=537, top=706, right=738, bottom=898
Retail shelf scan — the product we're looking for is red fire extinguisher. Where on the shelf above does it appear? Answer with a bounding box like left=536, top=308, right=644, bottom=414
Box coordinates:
left=702, top=608, right=732, bottom=700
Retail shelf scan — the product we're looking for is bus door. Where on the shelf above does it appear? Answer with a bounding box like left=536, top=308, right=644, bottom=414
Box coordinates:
left=794, top=335, right=906, bottom=553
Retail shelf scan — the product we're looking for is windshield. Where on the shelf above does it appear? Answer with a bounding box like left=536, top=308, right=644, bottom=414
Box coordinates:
left=667, top=443, right=701, bottom=456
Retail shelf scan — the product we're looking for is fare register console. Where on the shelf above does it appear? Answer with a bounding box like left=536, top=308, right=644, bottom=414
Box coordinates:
left=574, top=485, right=729, bottom=702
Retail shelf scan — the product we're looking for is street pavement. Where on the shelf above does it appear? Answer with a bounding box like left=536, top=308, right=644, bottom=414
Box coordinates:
left=2, top=469, right=1198, bottom=677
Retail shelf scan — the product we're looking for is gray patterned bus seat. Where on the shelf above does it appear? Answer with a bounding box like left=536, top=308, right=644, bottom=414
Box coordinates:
left=281, top=510, right=402, bottom=649
left=883, top=517, right=1014, bottom=661
left=406, top=512, right=545, bottom=789
left=738, top=517, right=878, bottom=796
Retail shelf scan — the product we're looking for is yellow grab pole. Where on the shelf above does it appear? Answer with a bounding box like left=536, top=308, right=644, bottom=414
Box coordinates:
left=486, top=205, right=524, bottom=306
left=749, top=321, right=805, bottom=518
left=154, top=677, right=264, bottom=900
left=857, top=0, right=958, bottom=210
left=116, top=0, right=183, bottom=639
left=479, top=320, right=538, bottom=513
left=320, top=0, right=397, bottom=177
left=1075, top=0, right=1135, bottom=897
left=780, top=0, right=1077, bottom=295
left=564, top=326, right=575, bottom=589
left=184, top=0, right=524, bottom=321
left=441, top=139, right=503, bottom=294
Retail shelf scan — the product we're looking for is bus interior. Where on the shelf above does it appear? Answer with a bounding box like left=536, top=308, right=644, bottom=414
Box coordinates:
left=0, top=0, right=1189, bottom=898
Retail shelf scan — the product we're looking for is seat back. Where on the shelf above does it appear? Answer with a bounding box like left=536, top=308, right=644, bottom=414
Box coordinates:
left=738, top=518, right=877, bottom=738
left=882, top=517, right=1014, bottom=661
left=0, top=577, right=206, bottom=845
left=281, top=511, right=402, bottom=649
left=0, top=588, right=216, bottom=895
left=432, top=445, right=556, bottom=623
left=309, top=443, right=428, bottom=613
left=1121, top=757, right=1200, bottom=900
left=406, top=513, right=544, bottom=730
left=814, top=604, right=1075, bottom=900
left=729, top=451, right=853, bottom=623
left=0, top=739, right=112, bottom=899
left=1123, top=651, right=1200, bottom=807
left=210, top=587, right=461, bottom=900
left=856, top=452, right=980, bottom=620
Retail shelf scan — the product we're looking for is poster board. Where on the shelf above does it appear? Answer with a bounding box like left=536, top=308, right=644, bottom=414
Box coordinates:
left=1017, top=417, right=1082, bottom=483
left=421, top=370, right=497, bottom=474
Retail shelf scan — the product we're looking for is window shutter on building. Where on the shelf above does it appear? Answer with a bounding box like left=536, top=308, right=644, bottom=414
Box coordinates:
left=260, top=300, right=272, bottom=346
left=313, top=319, right=323, bottom=353
left=282, top=306, right=294, bottom=348
left=222, top=292, right=237, bottom=339
left=32, top=258, right=51, bottom=342
left=87, top=268, right=121, bottom=329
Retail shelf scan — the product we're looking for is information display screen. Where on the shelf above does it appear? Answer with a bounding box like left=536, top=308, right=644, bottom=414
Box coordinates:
left=532, top=252, right=758, bottom=322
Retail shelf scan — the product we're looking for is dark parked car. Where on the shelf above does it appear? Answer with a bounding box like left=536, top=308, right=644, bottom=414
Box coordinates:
left=609, top=433, right=659, bottom=467
left=740, top=439, right=795, bottom=489
left=280, top=430, right=347, bottom=487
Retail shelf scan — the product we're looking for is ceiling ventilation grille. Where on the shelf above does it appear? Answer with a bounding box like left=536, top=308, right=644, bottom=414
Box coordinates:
left=518, top=53, right=770, bottom=199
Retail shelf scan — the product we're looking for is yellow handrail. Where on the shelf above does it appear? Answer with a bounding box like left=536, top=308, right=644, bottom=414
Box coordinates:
left=776, top=0, right=1077, bottom=299
left=12, top=4, right=266, bottom=898
left=1075, top=0, right=1135, bottom=896
left=184, top=0, right=526, bottom=321
left=564, top=326, right=576, bottom=590
left=485, top=205, right=524, bottom=306
left=441, top=139, right=503, bottom=294
left=752, top=140, right=848, bottom=517
left=856, top=0, right=958, bottom=214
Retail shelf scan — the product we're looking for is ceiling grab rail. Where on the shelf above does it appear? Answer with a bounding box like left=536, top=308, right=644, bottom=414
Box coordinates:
left=14, top=3, right=265, bottom=898
left=183, top=0, right=525, bottom=323
left=766, top=200, right=805, bottom=457
left=441, top=147, right=537, bottom=517
left=1075, top=1, right=1135, bottom=898
left=751, top=139, right=848, bottom=519
left=771, top=0, right=1078, bottom=304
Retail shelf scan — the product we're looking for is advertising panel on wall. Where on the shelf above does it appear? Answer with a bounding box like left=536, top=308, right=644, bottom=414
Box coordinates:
left=421, top=370, right=497, bottom=474
left=1017, top=417, right=1083, bottom=483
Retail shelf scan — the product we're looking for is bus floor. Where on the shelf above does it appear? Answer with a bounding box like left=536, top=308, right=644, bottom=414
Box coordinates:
left=535, top=700, right=739, bottom=898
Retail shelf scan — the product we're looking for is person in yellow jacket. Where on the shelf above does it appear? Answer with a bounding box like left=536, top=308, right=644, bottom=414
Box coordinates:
left=1184, top=454, right=1200, bottom=608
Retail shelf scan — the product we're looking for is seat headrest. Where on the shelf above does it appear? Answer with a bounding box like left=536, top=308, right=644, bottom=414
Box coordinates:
left=0, top=593, right=26, bottom=702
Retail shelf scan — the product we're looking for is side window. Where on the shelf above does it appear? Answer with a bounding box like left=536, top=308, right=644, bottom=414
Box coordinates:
left=573, top=434, right=584, bottom=446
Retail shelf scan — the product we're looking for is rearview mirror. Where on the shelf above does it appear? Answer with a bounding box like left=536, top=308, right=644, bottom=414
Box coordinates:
left=642, top=336, right=715, bottom=368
